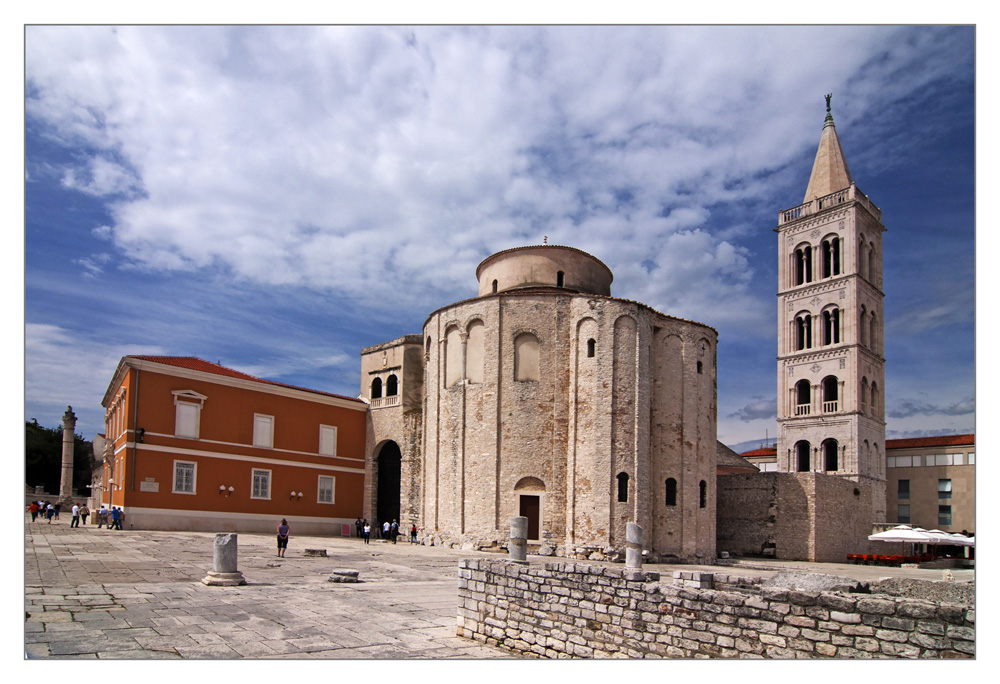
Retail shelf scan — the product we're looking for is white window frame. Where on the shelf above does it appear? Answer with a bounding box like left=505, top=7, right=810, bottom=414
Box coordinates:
left=253, top=414, right=274, bottom=448
left=319, top=424, right=338, bottom=457
left=173, top=460, right=197, bottom=495
left=172, top=390, right=207, bottom=439
left=318, top=475, right=335, bottom=504
left=251, top=468, right=271, bottom=500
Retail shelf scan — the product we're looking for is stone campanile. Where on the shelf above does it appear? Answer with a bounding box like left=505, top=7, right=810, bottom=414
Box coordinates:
left=775, top=96, right=886, bottom=522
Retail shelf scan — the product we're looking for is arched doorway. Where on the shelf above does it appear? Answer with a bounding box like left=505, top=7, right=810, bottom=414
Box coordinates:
left=376, top=441, right=401, bottom=528
left=514, top=477, right=545, bottom=541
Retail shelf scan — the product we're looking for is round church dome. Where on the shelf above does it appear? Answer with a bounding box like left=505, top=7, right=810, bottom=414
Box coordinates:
left=475, top=245, right=613, bottom=297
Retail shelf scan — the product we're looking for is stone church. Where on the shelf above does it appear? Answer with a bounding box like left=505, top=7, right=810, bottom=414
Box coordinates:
left=362, top=244, right=718, bottom=562
left=361, top=99, right=886, bottom=564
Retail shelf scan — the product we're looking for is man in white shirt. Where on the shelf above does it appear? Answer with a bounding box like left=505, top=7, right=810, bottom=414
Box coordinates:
left=71, top=503, right=81, bottom=528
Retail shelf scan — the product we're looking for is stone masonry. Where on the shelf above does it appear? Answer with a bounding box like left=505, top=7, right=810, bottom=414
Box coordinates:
left=456, top=559, right=974, bottom=659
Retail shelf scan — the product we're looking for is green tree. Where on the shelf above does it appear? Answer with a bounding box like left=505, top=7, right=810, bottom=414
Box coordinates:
left=25, top=420, right=96, bottom=496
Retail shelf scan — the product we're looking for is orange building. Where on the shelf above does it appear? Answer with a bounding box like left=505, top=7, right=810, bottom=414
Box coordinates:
left=99, top=356, right=368, bottom=535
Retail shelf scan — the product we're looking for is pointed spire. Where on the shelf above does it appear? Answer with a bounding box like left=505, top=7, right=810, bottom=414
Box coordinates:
left=802, top=94, right=853, bottom=203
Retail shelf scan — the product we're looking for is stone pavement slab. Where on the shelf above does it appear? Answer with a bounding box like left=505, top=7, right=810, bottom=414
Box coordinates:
left=24, top=521, right=973, bottom=660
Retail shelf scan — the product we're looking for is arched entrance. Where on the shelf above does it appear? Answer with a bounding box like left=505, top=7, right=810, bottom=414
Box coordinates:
left=514, top=477, right=545, bottom=541
left=376, top=441, right=401, bottom=528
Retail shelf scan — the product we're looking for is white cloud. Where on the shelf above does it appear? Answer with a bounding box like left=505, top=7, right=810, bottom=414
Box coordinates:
left=24, top=26, right=971, bottom=334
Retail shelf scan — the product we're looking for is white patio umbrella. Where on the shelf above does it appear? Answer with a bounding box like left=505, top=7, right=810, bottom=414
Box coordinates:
left=868, top=525, right=933, bottom=556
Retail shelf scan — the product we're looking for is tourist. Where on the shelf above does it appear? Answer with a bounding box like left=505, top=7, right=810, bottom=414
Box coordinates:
left=355, top=517, right=363, bottom=539
left=46, top=503, right=55, bottom=523
left=410, top=524, right=417, bottom=543
left=277, top=519, right=290, bottom=557
left=383, top=520, right=390, bottom=540
left=111, top=506, right=121, bottom=530
left=71, top=503, right=81, bottom=528
left=98, top=505, right=108, bottom=528
left=362, top=520, right=371, bottom=544
left=80, top=504, right=89, bottom=526
left=28, top=502, right=39, bottom=522
left=391, top=519, right=399, bottom=544
left=53, top=502, right=61, bottom=520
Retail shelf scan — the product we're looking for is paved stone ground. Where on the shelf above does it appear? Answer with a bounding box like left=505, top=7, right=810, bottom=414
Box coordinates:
left=24, top=520, right=974, bottom=660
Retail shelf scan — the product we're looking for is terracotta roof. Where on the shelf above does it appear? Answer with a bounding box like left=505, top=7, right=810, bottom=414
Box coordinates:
left=127, top=356, right=364, bottom=404
left=885, top=434, right=975, bottom=450
left=740, top=447, right=777, bottom=458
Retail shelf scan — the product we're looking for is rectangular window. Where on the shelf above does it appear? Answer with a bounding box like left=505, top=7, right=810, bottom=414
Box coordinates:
left=968, top=452, right=975, bottom=465
left=937, top=479, right=952, bottom=499
left=175, top=401, right=200, bottom=439
left=897, top=480, right=909, bottom=500
left=318, top=475, right=335, bottom=504
left=319, top=425, right=337, bottom=457
left=953, top=454, right=964, bottom=466
left=894, top=456, right=911, bottom=468
left=897, top=504, right=910, bottom=524
left=925, top=455, right=936, bottom=467
left=935, top=454, right=953, bottom=466
left=251, top=469, right=271, bottom=499
left=253, top=414, right=274, bottom=448
left=938, top=505, right=952, bottom=527
left=173, top=461, right=196, bottom=494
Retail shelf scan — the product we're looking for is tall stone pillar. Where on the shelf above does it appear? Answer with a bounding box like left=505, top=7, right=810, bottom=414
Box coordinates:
left=58, top=406, right=77, bottom=505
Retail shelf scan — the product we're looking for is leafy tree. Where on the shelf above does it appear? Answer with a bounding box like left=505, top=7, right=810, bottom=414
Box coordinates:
left=25, top=420, right=96, bottom=496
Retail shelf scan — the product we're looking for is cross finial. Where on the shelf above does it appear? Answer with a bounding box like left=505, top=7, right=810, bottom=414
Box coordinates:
left=543, top=235, right=548, bottom=245
left=825, top=93, right=832, bottom=113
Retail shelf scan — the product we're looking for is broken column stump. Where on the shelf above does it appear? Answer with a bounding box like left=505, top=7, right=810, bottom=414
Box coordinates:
left=201, top=533, right=247, bottom=586
left=327, top=569, right=360, bottom=583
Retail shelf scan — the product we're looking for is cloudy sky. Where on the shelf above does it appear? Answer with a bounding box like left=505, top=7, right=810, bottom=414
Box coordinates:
left=23, top=25, right=975, bottom=451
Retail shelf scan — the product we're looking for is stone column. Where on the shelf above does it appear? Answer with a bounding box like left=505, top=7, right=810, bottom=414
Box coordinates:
left=625, top=522, right=643, bottom=569
left=201, top=533, right=247, bottom=585
left=58, top=406, right=77, bottom=506
left=509, top=516, right=528, bottom=564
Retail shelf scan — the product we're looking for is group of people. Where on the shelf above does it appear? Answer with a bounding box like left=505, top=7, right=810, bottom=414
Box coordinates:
left=354, top=517, right=418, bottom=544
left=27, top=501, right=124, bottom=529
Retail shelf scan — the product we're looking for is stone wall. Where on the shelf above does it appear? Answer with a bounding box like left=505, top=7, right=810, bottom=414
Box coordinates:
left=456, top=559, right=974, bottom=658
left=717, top=472, right=878, bottom=562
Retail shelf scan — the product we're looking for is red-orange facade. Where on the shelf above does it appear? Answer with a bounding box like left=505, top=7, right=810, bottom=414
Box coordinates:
left=100, top=356, right=368, bottom=535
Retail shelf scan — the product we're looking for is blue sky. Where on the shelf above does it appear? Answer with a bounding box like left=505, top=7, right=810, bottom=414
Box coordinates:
left=22, top=25, right=975, bottom=451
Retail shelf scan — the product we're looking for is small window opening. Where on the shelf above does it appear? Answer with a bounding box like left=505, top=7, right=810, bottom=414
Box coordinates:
left=587, top=338, right=596, bottom=358
left=616, top=472, right=629, bottom=503
left=823, top=439, right=839, bottom=471
left=697, top=361, right=703, bottom=374
left=557, top=271, right=565, bottom=287
left=665, top=478, right=677, bottom=506
left=492, top=279, right=498, bottom=294
left=699, top=480, right=707, bottom=508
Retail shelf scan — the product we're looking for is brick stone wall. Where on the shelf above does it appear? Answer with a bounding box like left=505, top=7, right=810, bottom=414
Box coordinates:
left=456, top=559, right=974, bottom=658
left=717, top=472, right=879, bottom=562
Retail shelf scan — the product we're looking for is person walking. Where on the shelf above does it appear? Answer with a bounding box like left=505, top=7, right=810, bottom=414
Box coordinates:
left=98, top=505, right=108, bottom=528
left=110, top=506, right=121, bottom=530
left=46, top=503, right=55, bottom=523
left=390, top=519, right=399, bottom=544
left=28, top=502, right=39, bottom=522
left=276, top=519, right=290, bottom=557
left=80, top=504, right=89, bottom=526
left=355, top=517, right=363, bottom=539
left=53, top=503, right=61, bottom=520
left=71, top=503, right=80, bottom=528
left=383, top=520, right=390, bottom=540
left=410, top=524, right=418, bottom=544
left=362, top=520, right=371, bottom=544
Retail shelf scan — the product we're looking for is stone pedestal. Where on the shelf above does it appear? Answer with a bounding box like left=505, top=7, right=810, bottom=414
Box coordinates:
left=625, top=522, right=643, bottom=569
left=202, top=533, right=246, bottom=586
left=328, top=569, right=360, bottom=583
left=508, top=516, right=528, bottom=564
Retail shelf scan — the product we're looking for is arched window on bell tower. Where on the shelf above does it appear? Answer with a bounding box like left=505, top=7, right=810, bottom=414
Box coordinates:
left=794, top=245, right=813, bottom=285
left=795, top=441, right=811, bottom=472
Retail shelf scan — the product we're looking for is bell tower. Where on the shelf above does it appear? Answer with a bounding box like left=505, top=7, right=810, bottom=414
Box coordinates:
left=775, top=96, right=886, bottom=522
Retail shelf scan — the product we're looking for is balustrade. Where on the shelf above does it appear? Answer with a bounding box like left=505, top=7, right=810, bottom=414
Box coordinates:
left=795, top=404, right=811, bottom=416
left=822, top=400, right=839, bottom=413
left=370, top=395, right=400, bottom=409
